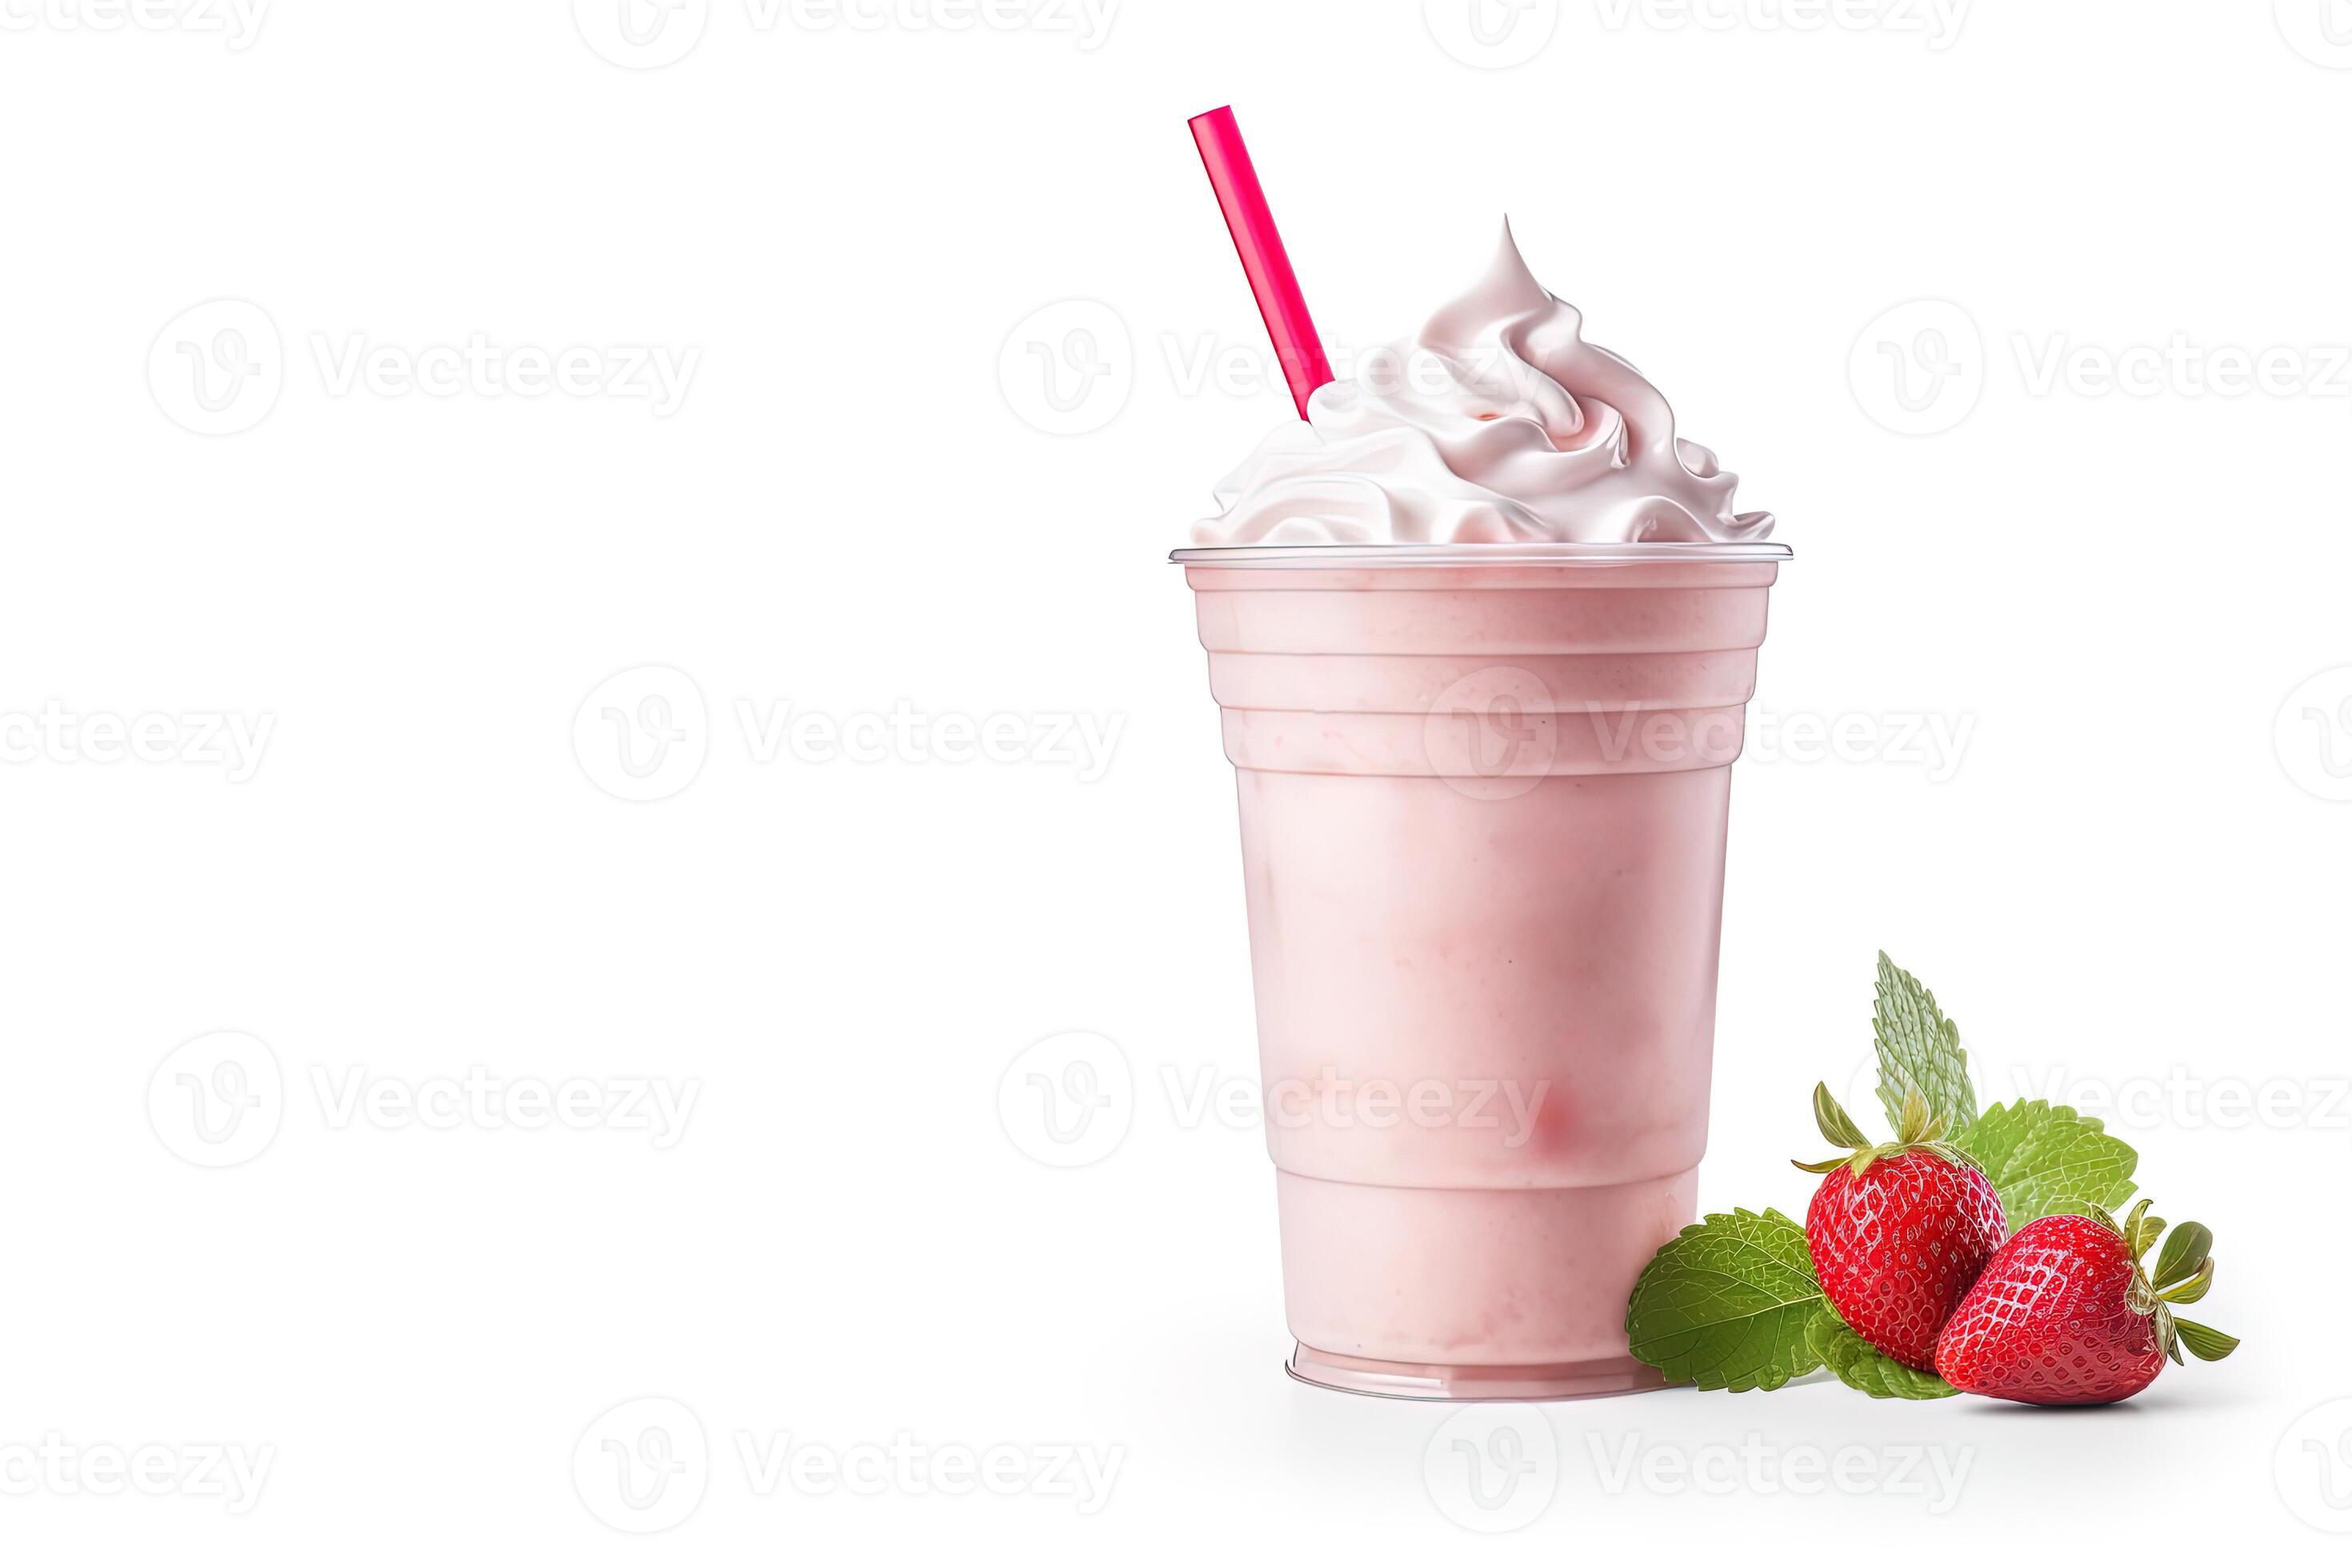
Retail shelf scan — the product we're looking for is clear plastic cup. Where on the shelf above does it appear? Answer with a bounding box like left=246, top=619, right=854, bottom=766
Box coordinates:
left=1178, top=542, right=1789, bottom=1399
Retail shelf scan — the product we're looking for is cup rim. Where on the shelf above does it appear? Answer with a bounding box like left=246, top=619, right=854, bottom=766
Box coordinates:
left=1169, top=542, right=1793, bottom=566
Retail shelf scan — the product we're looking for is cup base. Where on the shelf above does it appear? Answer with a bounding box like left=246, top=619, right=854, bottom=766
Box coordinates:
left=1285, top=1344, right=1669, bottom=1402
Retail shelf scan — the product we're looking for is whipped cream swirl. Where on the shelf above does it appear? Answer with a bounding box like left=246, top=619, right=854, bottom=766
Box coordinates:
left=1193, top=223, right=1774, bottom=546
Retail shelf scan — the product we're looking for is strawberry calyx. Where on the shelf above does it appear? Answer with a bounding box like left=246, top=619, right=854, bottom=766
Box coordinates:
left=1791, top=1082, right=1979, bottom=1178
left=2086, top=1199, right=2240, bottom=1366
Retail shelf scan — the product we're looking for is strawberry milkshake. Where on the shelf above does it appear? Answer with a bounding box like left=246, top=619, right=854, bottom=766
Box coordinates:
left=1179, top=224, right=1787, bottom=1398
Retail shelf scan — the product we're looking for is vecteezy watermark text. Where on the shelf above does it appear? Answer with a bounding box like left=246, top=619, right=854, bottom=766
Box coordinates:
left=0, top=0, right=268, bottom=47
left=1430, top=0, right=1969, bottom=70
left=1852, top=299, right=2352, bottom=435
left=734, top=700, right=1122, bottom=782
left=571, top=1398, right=1121, bottom=1534
left=147, top=1032, right=702, bottom=1168
left=1420, top=674, right=1980, bottom=799
left=2013, top=334, right=2352, bottom=402
left=572, top=0, right=1117, bottom=70
left=0, top=1435, right=275, bottom=1514
left=736, top=1432, right=1123, bottom=1514
left=572, top=666, right=1126, bottom=802
left=309, top=1066, right=700, bottom=1149
left=1162, top=1065, right=1554, bottom=1149
left=0, top=704, right=274, bottom=782
left=1584, top=1433, right=1973, bottom=1510
left=1594, top=0, right=1969, bottom=49
left=149, top=301, right=700, bottom=436
left=1422, top=1407, right=1972, bottom=1533
left=2007, top=1065, right=2352, bottom=1134
left=994, top=1032, right=1566, bottom=1170
left=310, top=334, right=699, bottom=416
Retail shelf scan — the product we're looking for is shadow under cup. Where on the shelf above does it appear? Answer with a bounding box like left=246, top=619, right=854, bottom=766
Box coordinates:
left=1178, top=543, right=1787, bottom=1401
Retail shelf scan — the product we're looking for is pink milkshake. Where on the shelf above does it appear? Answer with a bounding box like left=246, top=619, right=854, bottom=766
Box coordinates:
left=1181, top=227, right=1786, bottom=1399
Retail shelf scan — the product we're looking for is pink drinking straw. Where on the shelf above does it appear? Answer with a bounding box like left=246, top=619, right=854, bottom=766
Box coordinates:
left=1188, top=106, right=1333, bottom=421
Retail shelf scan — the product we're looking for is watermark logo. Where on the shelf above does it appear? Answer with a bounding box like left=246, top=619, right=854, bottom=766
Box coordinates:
left=997, top=1031, right=1133, bottom=1168
left=146, top=1031, right=284, bottom=1169
left=574, top=0, right=710, bottom=68
left=1850, top=299, right=1984, bottom=435
left=0, top=0, right=270, bottom=47
left=1423, top=666, right=1558, bottom=800
left=2276, top=1398, right=2352, bottom=1533
left=574, top=666, right=710, bottom=803
left=1423, top=1406, right=1559, bottom=1533
left=150, top=300, right=282, bottom=437
left=2276, top=0, right=2352, bottom=69
left=574, top=1398, right=709, bottom=1534
left=1424, top=0, right=1560, bottom=68
left=998, top=301, right=1133, bottom=435
left=2276, top=666, right=2352, bottom=803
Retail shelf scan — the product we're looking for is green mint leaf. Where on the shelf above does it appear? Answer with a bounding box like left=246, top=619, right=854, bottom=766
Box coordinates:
left=1873, top=952, right=1978, bottom=1135
left=1952, top=1099, right=2138, bottom=1231
left=1806, top=1305, right=1960, bottom=1400
left=1624, top=1209, right=1825, bottom=1392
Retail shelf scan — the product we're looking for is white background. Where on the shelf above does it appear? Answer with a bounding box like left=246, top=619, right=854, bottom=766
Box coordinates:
left=5, top=0, right=2351, bottom=1560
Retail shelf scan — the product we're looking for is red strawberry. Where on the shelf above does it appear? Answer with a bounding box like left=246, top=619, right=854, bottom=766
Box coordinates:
left=1794, top=1084, right=2006, bottom=1370
left=1934, top=1201, right=2238, bottom=1406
